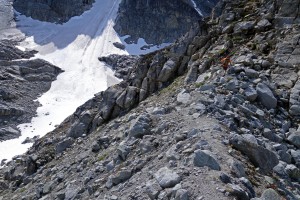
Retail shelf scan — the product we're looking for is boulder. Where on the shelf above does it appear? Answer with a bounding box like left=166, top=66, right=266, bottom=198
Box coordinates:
left=244, top=86, right=257, bottom=102
left=113, top=42, right=126, bottom=50
left=158, top=59, right=178, bottom=82
left=154, top=167, right=181, bottom=188
left=193, top=150, right=221, bottom=170
left=256, top=83, right=277, bottom=109
left=145, top=179, right=162, bottom=200
left=229, top=134, right=279, bottom=173
left=177, top=90, right=191, bottom=104
left=128, top=114, right=151, bottom=138
left=234, top=21, right=255, bottom=34
left=260, top=189, right=281, bottom=200
left=287, top=131, right=300, bottom=148
left=56, top=137, right=74, bottom=154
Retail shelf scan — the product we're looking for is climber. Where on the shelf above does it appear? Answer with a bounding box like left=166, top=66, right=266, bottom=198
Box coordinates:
left=220, top=56, right=232, bottom=71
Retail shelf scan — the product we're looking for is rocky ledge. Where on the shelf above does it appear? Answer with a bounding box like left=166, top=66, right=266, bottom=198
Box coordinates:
left=1, top=0, right=300, bottom=200
left=0, top=40, right=63, bottom=141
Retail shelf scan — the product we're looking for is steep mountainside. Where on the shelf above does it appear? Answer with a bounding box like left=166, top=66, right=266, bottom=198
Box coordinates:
left=13, top=0, right=95, bottom=23
left=114, top=0, right=219, bottom=44
left=1, top=0, right=300, bottom=200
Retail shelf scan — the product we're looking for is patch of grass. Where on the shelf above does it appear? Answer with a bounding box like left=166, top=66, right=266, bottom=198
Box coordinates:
left=195, top=82, right=204, bottom=88
left=97, top=152, right=108, bottom=162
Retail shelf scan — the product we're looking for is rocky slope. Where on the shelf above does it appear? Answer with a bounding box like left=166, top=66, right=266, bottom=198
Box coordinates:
left=1, top=0, right=300, bottom=200
left=13, top=0, right=95, bottom=23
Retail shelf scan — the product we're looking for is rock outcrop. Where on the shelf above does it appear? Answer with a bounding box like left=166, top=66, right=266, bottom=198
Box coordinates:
left=13, top=0, right=95, bottom=23
left=0, top=40, right=62, bottom=141
left=114, top=0, right=217, bottom=45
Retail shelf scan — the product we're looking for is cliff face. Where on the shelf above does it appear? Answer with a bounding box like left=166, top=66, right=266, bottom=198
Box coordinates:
left=114, top=0, right=219, bottom=45
left=13, top=0, right=95, bottom=23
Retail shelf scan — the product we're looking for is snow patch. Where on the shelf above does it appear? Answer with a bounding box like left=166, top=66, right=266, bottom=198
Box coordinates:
left=120, top=35, right=171, bottom=55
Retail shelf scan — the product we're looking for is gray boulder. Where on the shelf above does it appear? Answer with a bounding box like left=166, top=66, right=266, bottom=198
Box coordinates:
left=229, top=134, right=279, bottom=173
left=56, top=137, right=74, bottom=154
left=193, top=150, right=221, bottom=170
left=145, top=179, right=162, bottom=200
left=113, top=42, right=126, bottom=50
left=158, top=59, right=178, bottom=82
left=234, top=21, right=255, bottom=34
left=177, top=90, right=191, bottom=104
left=108, top=169, right=132, bottom=186
left=0, top=126, right=21, bottom=141
left=128, top=114, right=151, bottom=138
left=175, top=189, right=189, bottom=200
left=260, top=189, right=281, bottom=200
left=287, top=131, right=300, bottom=148
left=284, top=164, right=300, bottom=180
left=256, top=83, right=277, bottom=109
left=154, top=167, right=181, bottom=188
left=256, top=19, right=272, bottom=31
left=244, top=86, right=257, bottom=102
left=116, top=86, right=139, bottom=109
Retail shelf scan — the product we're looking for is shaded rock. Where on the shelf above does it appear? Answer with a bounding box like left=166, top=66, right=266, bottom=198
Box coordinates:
left=193, top=150, right=221, bottom=170
left=154, top=167, right=181, bottom=188
left=244, top=87, right=257, bottom=102
left=256, top=19, right=272, bottom=31
left=287, top=131, right=300, bottom=148
left=56, top=137, right=74, bottom=154
left=262, top=128, right=282, bottom=143
left=117, top=143, right=130, bottom=161
left=284, top=164, right=300, bottom=180
left=113, top=42, right=125, bottom=50
left=260, top=189, right=281, bottom=200
left=91, top=141, right=100, bottom=152
left=256, top=83, right=277, bottom=109
left=0, top=126, right=21, bottom=141
left=145, top=179, right=162, bottom=200
left=109, top=169, right=132, bottom=186
left=290, top=150, right=300, bottom=167
left=116, top=86, right=139, bottom=109
left=234, top=21, right=255, bottom=34
left=219, top=172, right=232, bottom=184
left=226, top=184, right=250, bottom=200
left=177, top=90, right=191, bottom=104
left=229, top=159, right=246, bottom=178
left=229, top=134, right=279, bottom=173
left=128, top=114, right=151, bottom=138
left=175, top=189, right=189, bottom=200
left=158, top=59, right=178, bottom=82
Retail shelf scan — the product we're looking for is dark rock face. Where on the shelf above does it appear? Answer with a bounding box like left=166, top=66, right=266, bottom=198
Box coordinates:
left=13, top=0, right=95, bottom=23
left=0, top=40, right=63, bottom=141
left=114, top=0, right=208, bottom=45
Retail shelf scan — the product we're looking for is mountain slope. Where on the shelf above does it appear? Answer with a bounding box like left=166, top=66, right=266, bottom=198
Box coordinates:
left=1, top=0, right=300, bottom=200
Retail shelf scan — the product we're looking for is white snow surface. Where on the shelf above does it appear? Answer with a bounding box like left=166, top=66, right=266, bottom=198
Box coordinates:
left=0, top=0, right=170, bottom=162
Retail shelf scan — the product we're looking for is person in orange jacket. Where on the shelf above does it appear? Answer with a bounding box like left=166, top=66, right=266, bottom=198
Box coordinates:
left=220, top=56, right=232, bottom=71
